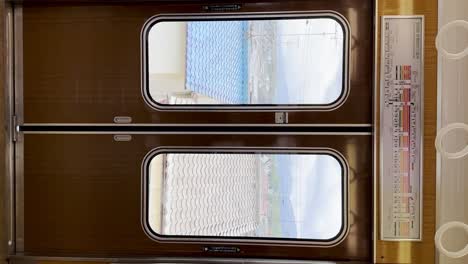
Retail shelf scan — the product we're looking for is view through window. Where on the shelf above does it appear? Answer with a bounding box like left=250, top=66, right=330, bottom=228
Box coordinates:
left=146, top=151, right=345, bottom=242
left=145, top=16, right=347, bottom=107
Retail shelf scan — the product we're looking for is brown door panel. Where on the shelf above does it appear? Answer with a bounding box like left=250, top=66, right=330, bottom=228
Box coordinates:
left=22, top=133, right=372, bottom=261
left=21, top=1, right=373, bottom=124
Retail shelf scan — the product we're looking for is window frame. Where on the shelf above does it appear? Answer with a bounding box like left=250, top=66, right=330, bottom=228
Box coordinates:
left=141, top=146, right=349, bottom=247
left=141, top=11, right=351, bottom=111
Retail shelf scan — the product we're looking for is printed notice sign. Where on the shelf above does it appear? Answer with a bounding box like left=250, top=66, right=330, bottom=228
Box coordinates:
left=380, top=16, right=424, bottom=241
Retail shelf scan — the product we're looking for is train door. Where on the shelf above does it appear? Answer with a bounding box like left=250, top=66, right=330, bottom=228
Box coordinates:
left=4, top=0, right=376, bottom=263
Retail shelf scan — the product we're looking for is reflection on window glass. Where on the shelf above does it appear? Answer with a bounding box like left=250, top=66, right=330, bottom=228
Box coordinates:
left=146, top=17, right=346, bottom=106
left=146, top=152, right=344, bottom=241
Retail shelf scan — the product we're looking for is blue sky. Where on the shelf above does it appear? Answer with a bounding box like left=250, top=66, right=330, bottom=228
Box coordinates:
left=276, top=154, right=343, bottom=240
left=275, top=18, right=344, bottom=105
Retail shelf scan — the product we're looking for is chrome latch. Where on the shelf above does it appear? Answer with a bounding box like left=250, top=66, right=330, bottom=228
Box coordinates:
left=275, top=112, right=288, bottom=124
left=113, top=135, right=132, bottom=142
left=12, top=115, right=17, bottom=142
left=202, top=4, right=242, bottom=12
left=114, top=116, right=132, bottom=124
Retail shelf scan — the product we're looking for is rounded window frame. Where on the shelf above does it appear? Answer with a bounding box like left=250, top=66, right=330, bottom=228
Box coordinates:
left=141, top=11, right=351, bottom=112
left=141, top=146, right=350, bottom=247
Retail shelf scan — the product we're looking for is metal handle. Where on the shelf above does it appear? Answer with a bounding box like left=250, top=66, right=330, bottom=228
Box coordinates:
left=436, top=20, right=468, bottom=60
left=435, top=221, right=468, bottom=259
left=435, top=123, right=468, bottom=159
